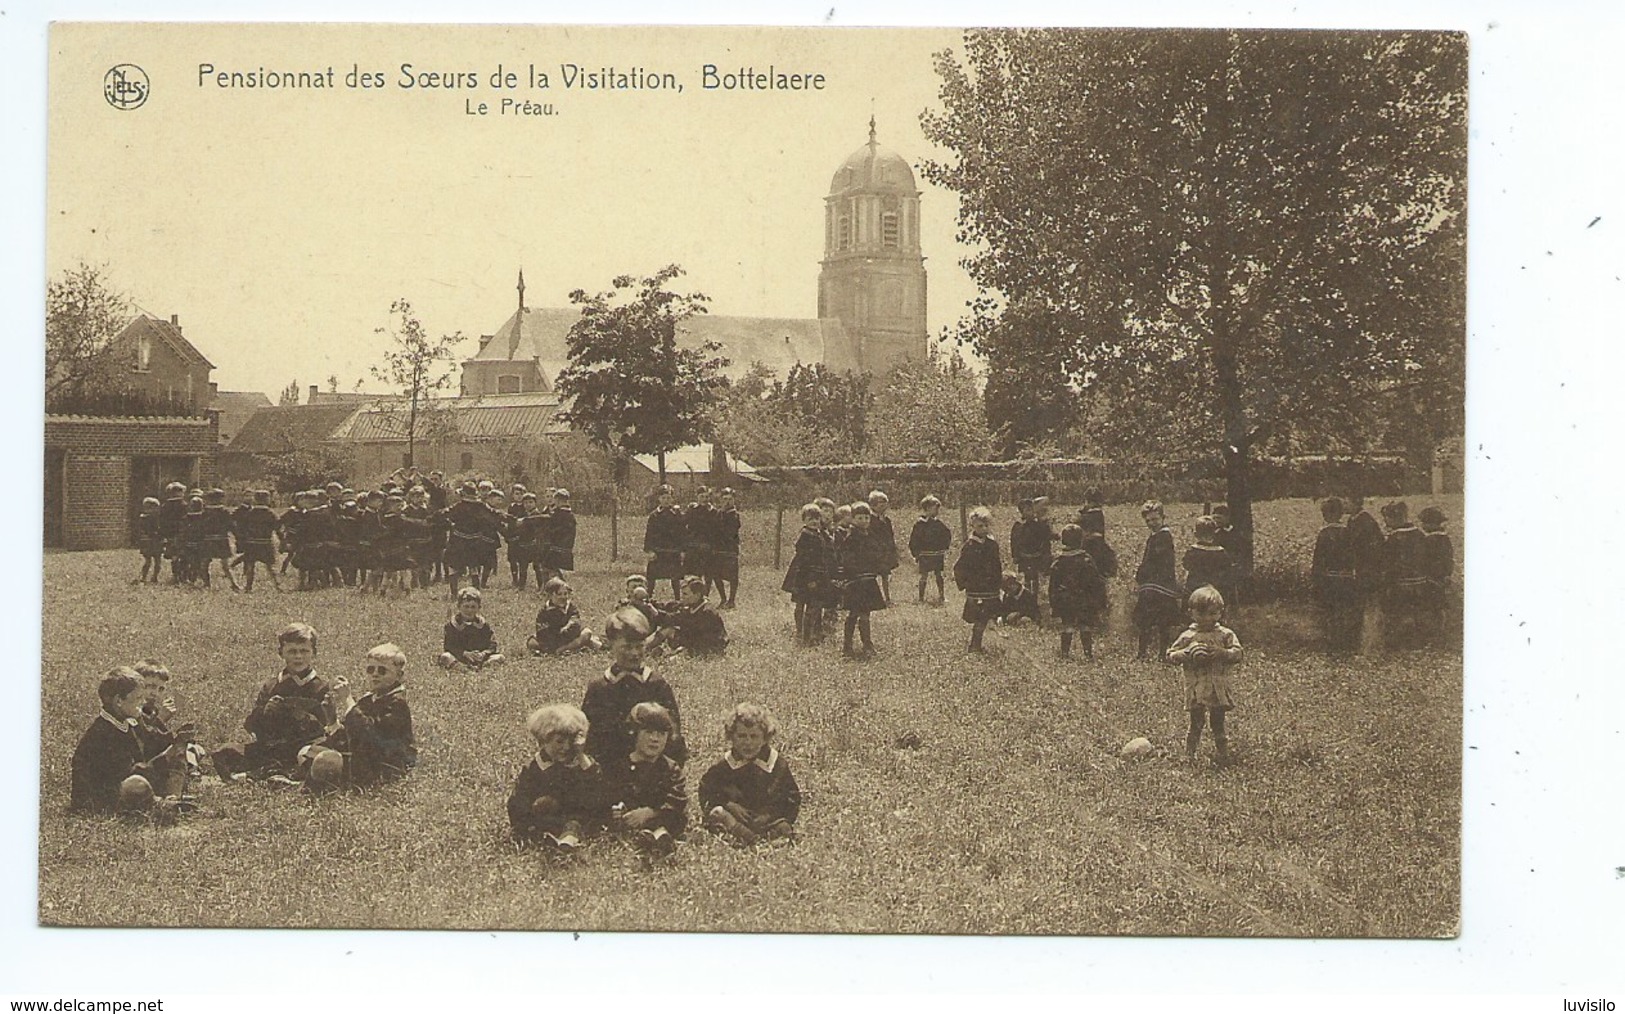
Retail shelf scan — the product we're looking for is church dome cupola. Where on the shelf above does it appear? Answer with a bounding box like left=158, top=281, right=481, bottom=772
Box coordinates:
left=829, top=116, right=918, bottom=196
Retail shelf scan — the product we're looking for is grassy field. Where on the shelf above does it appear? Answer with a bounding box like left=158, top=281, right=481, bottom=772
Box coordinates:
left=38, top=498, right=1461, bottom=935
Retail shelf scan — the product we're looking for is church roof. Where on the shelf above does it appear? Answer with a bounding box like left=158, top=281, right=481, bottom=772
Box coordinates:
left=829, top=119, right=917, bottom=196
left=466, top=305, right=848, bottom=383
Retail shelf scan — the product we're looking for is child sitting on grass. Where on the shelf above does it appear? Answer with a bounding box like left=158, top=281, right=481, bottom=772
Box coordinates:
left=70, top=667, right=183, bottom=816
left=1164, top=585, right=1244, bottom=767
left=653, top=575, right=729, bottom=657
left=299, top=642, right=417, bottom=792
left=132, top=659, right=203, bottom=797
left=581, top=608, right=689, bottom=766
left=995, top=571, right=1040, bottom=628
left=439, top=587, right=505, bottom=670
left=212, top=623, right=333, bottom=781
left=506, top=703, right=605, bottom=853
left=526, top=578, right=603, bottom=655
left=601, top=702, right=688, bottom=855
left=616, top=574, right=668, bottom=631
left=699, top=703, right=800, bottom=846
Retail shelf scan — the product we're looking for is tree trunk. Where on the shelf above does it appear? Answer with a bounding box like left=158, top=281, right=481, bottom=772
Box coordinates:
left=657, top=450, right=667, bottom=485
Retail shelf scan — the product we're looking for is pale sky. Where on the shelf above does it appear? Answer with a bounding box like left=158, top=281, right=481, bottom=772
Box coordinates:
left=48, top=23, right=978, bottom=400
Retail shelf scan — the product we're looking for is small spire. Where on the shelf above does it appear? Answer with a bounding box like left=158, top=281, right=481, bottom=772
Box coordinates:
left=868, top=113, right=877, bottom=147
left=517, top=268, right=526, bottom=304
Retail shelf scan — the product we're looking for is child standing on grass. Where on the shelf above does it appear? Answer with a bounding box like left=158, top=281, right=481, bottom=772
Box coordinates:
left=838, top=502, right=887, bottom=658
left=953, top=506, right=1003, bottom=652
left=507, top=703, right=606, bottom=853
left=233, top=489, right=282, bottom=593
left=711, top=487, right=742, bottom=609
left=783, top=504, right=830, bottom=646
left=601, top=702, right=688, bottom=855
left=211, top=623, right=333, bottom=781
left=1133, top=501, right=1184, bottom=661
left=644, top=484, right=686, bottom=602
left=1418, top=506, right=1454, bottom=644
left=1310, top=497, right=1361, bottom=655
left=135, top=497, right=163, bottom=584
left=439, top=587, right=505, bottom=670
left=1182, top=515, right=1235, bottom=608
left=527, top=577, right=602, bottom=655
left=1049, top=524, right=1107, bottom=659
left=300, top=642, right=417, bottom=791
left=909, top=494, right=952, bottom=605
left=1164, top=585, right=1244, bottom=767
left=1011, top=496, right=1056, bottom=605
left=699, top=703, right=800, bottom=845
left=538, top=488, right=577, bottom=587
left=581, top=608, right=689, bottom=767
left=867, top=490, right=898, bottom=606
left=1380, top=501, right=1428, bottom=650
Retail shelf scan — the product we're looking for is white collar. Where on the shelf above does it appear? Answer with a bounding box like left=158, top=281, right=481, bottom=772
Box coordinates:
left=98, top=710, right=135, bottom=731
left=723, top=746, right=779, bottom=772
left=283, top=668, right=318, bottom=687
left=604, top=664, right=653, bottom=685
left=451, top=614, right=483, bottom=629
left=533, top=752, right=593, bottom=772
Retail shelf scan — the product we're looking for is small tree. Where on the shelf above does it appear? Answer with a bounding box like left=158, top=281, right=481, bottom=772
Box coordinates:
left=46, top=262, right=131, bottom=404
left=554, top=265, right=729, bottom=485
left=278, top=380, right=301, bottom=406
left=371, top=299, right=464, bottom=469
left=868, top=352, right=993, bottom=463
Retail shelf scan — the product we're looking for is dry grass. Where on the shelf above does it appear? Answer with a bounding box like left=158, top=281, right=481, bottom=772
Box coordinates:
left=38, top=498, right=1461, bottom=936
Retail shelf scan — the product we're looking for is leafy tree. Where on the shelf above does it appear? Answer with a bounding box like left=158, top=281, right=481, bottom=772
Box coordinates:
left=371, top=299, right=464, bottom=469
left=45, top=262, right=131, bottom=402
left=255, top=446, right=354, bottom=495
left=713, top=362, right=873, bottom=467
left=922, top=29, right=1466, bottom=565
left=867, top=352, right=993, bottom=463
left=967, top=299, right=1086, bottom=458
left=554, top=265, right=729, bottom=485
left=279, top=380, right=301, bottom=406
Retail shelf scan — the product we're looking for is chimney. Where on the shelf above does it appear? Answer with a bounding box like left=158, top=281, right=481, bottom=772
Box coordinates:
left=310, top=385, right=319, bottom=403
left=209, top=381, right=219, bottom=398
left=478, top=333, right=493, bottom=352
left=170, top=314, right=180, bottom=330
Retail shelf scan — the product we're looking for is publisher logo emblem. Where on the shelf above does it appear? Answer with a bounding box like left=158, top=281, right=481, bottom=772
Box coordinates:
left=104, top=64, right=149, bottom=110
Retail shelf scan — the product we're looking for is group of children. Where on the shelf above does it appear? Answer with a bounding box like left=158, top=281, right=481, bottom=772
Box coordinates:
left=70, top=615, right=799, bottom=852
left=1310, top=496, right=1455, bottom=653
left=640, top=484, right=744, bottom=607
left=135, top=472, right=582, bottom=597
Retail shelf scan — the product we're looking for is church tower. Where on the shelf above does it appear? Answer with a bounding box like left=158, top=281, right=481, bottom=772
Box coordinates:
left=818, top=118, right=929, bottom=375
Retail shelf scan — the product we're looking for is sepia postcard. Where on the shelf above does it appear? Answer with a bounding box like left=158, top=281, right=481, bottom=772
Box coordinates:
left=39, top=20, right=1468, bottom=947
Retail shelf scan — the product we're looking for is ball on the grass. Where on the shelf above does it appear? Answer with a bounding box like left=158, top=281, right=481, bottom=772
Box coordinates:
left=1120, top=737, right=1154, bottom=759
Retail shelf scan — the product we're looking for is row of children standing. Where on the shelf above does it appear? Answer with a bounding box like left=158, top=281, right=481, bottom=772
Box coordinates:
left=640, top=484, right=744, bottom=608
left=779, top=490, right=901, bottom=657
left=71, top=615, right=797, bottom=852
left=1311, top=496, right=1454, bottom=653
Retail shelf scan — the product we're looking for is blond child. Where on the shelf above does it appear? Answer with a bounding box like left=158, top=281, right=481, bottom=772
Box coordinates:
left=506, top=703, right=606, bottom=852
left=1164, top=585, right=1244, bottom=766
left=698, top=703, right=801, bottom=845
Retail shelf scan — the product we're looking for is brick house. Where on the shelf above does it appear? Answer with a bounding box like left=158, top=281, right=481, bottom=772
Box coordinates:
left=44, top=414, right=220, bottom=549
left=106, top=313, right=215, bottom=410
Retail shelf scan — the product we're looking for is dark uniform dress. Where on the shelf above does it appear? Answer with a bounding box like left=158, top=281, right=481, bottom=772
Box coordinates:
left=580, top=666, right=689, bottom=768
left=442, top=617, right=499, bottom=665
left=372, top=512, right=422, bottom=573
left=1133, top=527, right=1184, bottom=631
left=1311, top=522, right=1361, bottom=652
left=782, top=526, right=829, bottom=605
left=871, top=514, right=899, bottom=576
left=1381, top=525, right=1429, bottom=647
left=1348, top=509, right=1385, bottom=602
left=697, top=746, right=801, bottom=831
left=644, top=506, right=686, bottom=582
left=1421, top=529, right=1454, bottom=632
left=682, top=503, right=716, bottom=578
left=1010, top=518, right=1054, bottom=590
left=506, top=507, right=540, bottom=577
left=296, top=504, right=336, bottom=576
left=234, top=504, right=281, bottom=568
left=136, top=509, right=163, bottom=561
left=909, top=516, right=952, bottom=574
left=1049, top=549, right=1107, bottom=629
left=953, top=533, right=1003, bottom=623
left=600, top=751, right=689, bottom=838
left=314, top=686, right=416, bottom=788
left=532, top=601, right=586, bottom=654
left=506, top=754, right=608, bottom=843
left=443, top=499, right=499, bottom=573
left=213, top=669, right=332, bottom=778
left=664, top=602, right=730, bottom=655
left=69, top=712, right=148, bottom=813
left=539, top=506, right=577, bottom=574
left=711, top=507, right=742, bottom=583
left=838, top=526, right=888, bottom=613
left=1181, top=543, right=1235, bottom=604
left=158, top=495, right=187, bottom=563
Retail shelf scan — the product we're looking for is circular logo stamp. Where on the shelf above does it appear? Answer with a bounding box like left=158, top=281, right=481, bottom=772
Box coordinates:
left=103, top=64, right=149, bottom=110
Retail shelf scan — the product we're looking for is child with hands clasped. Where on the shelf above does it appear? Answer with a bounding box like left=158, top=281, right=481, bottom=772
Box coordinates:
left=506, top=703, right=606, bottom=853
left=699, top=703, right=801, bottom=846
left=1164, top=585, right=1244, bottom=767
left=439, top=587, right=505, bottom=670
left=601, top=702, right=688, bottom=855
left=526, top=578, right=603, bottom=656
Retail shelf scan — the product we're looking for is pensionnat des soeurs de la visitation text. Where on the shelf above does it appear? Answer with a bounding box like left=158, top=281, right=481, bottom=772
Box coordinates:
left=196, top=62, right=829, bottom=94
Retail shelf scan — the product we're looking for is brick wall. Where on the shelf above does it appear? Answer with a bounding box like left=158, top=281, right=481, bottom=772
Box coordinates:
left=44, top=415, right=220, bottom=550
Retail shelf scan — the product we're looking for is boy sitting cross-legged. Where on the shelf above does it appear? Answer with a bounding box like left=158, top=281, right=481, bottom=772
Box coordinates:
left=299, top=642, right=417, bottom=792
left=699, top=703, right=801, bottom=846
left=211, top=623, right=333, bottom=782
